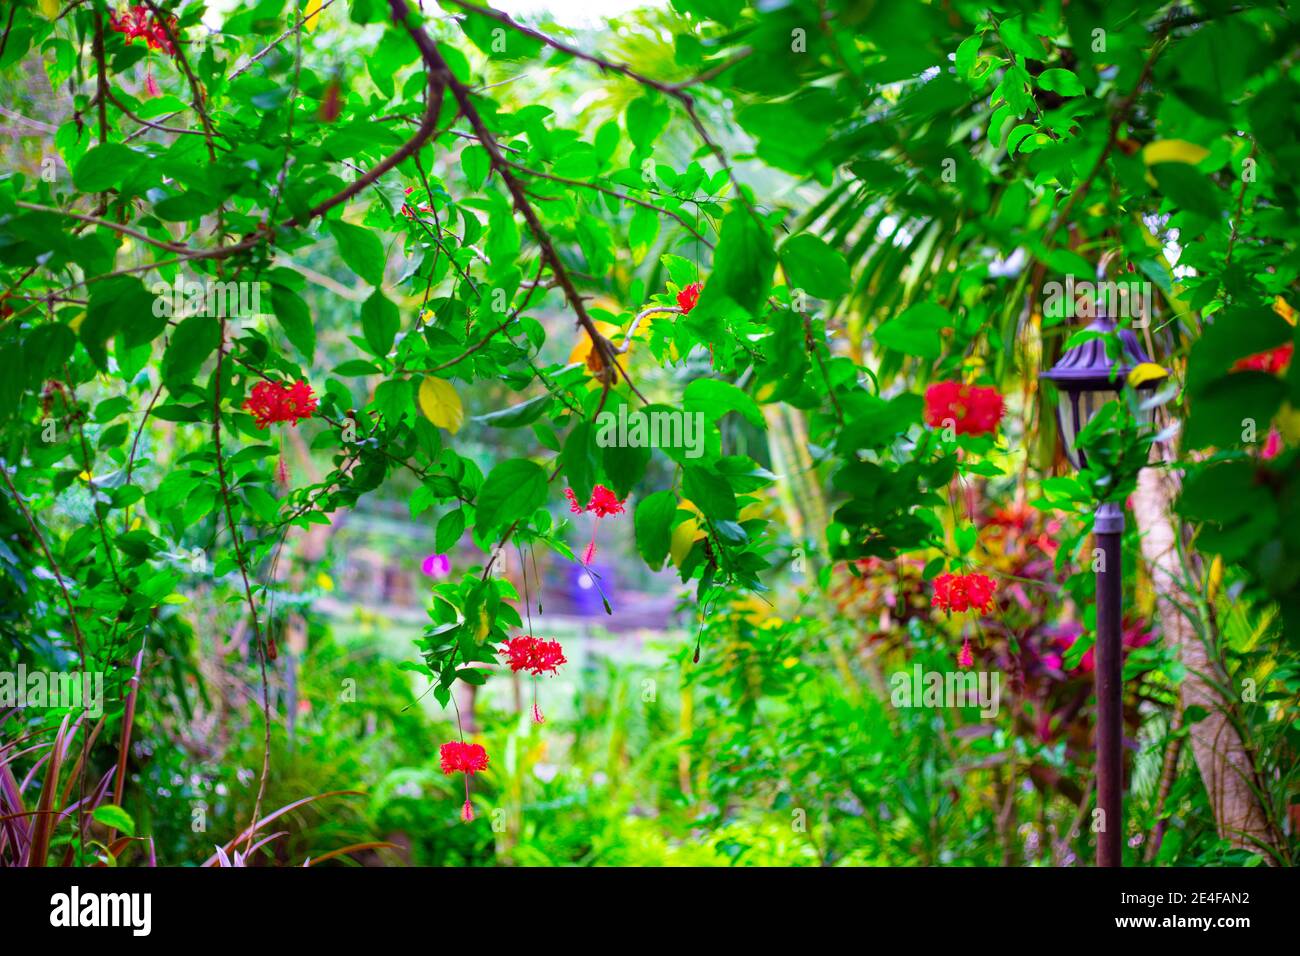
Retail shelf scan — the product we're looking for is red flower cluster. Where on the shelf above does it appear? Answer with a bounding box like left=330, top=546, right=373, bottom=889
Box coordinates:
left=109, top=6, right=178, bottom=55
left=924, top=381, right=1005, bottom=437
left=565, top=484, right=625, bottom=517
left=500, top=635, right=567, bottom=676
left=1233, top=342, right=1293, bottom=374
left=439, top=741, right=489, bottom=775
left=243, top=380, right=318, bottom=429
left=677, top=282, right=702, bottom=314
left=932, top=572, right=998, bottom=614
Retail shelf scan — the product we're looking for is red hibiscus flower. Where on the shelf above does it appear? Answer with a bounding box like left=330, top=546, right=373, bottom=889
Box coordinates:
left=500, top=635, right=567, bottom=677
left=501, top=636, right=566, bottom=723
left=243, top=379, right=318, bottom=429
left=109, top=5, right=178, bottom=55
left=677, top=282, right=702, bottom=314
left=439, top=741, right=489, bottom=775
left=440, top=740, right=489, bottom=823
left=932, top=572, right=998, bottom=614
left=924, top=381, right=1005, bottom=437
left=1232, top=342, right=1293, bottom=374
left=564, top=484, right=627, bottom=564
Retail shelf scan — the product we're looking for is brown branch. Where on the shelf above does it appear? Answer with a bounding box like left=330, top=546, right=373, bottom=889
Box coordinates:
left=389, top=0, right=646, bottom=403
left=211, top=318, right=274, bottom=854
left=142, top=1, right=217, bottom=161
left=503, top=159, right=714, bottom=249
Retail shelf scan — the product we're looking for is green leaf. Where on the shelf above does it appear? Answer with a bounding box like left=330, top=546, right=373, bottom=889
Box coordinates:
left=1037, top=68, right=1084, bottom=96
left=331, top=220, right=386, bottom=286
left=684, top=378, right=764, bottom=428
left=271, top=283, right=315, bottom=361
left=562, top=422, right=597, bottom=506
left=694, top=208, right=775, bottom=315
left=683, top=465, right=737, bottom=520
left=626, top=94, right=669, bottom=152
left=161, top=314, right=220, bottom=388
left=92, top=804, right=135, bottom=836
left=874, top=302, right=950, bottom=359
left=635, top=490, right=677, bottom=570
left=475, top=459, right=547, bottom=537
left=779, top=233, right=850, bottom=299
left=360, top=289, right=400, bottom=356
left=73, top=143, right=141, bottom=193
left=436, top=509, right=466, bottom=552
left=473, top=393, right=551, bottom=428
left=1152, top=164, right=1222, bottom=219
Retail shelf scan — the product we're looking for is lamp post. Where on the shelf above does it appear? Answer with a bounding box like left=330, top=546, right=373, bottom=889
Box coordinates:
left=1041, top=313, right=1158, bottom=868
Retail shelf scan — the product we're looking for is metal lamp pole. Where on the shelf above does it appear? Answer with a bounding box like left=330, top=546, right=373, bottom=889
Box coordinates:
left=1093, top=501, right=1124, bottom=867
left=1042, top=312, right=1161, bottom=868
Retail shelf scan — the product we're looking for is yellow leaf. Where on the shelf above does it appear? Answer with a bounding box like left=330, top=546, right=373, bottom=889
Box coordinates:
left=67, top=311, right=86, bottom=333
left=567, top=319, right=622, bottom=366
left=37, top=0, right=60, bottom=19
left=315, top=572, right=334, bottom=592
left=1275, top=402, right=1300, bottom=444
left=670, top=502, right=706, bottom=568
left=418, top=376, right=464, bottom=433
left=1207, top=555, right=1223, bottom=604
left=1127, top=362, right=1169, bottom=387
left=1142, top=139, right=1210, bottom=167
left=303, top=0, right=324, bottom=32
left=1274, top=296, right=1296, bottom=325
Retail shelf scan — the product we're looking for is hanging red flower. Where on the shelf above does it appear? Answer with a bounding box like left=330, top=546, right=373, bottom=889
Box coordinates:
left=501, top=635, right=567, bottom=724
left=932, top=572, right=998, bottom=614
left=439, top=740, right=489, bottom=775
left=109, top=6, right=178, bottom=55
left=957, top=637, right=973, bottom=668
left=243, top=379, right=318, bottom=429
left=587, top=485, right=626, bottom=517
left=440, top=740, right=488, bottom=823
left=564, top=484, right=627, bottom=564
left=500, top=635, right=567, bottom=676
left=1232, top=342, right=1293, bottom=374
left=677, top=282, right=702, bottom=314
left=924, top=381, right=1005, bottom=437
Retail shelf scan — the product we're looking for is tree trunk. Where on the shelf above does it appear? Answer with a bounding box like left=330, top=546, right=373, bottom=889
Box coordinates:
left=1131, top=460, right=1279, bottom=861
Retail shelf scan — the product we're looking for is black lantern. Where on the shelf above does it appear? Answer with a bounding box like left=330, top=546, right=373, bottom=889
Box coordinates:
left=1040, top=315, right=1157, bottom=469
left=1039, top=311, right=1162, bottom=869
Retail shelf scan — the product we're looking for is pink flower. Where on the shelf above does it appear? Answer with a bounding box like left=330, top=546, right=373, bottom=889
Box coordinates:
left=421, top=553, right=451, bottom=578
left=957, top=638, right=973, bottom=668
left=461, top=798, right=475, bottom=822
left=1262, top=427, right=1283, bottom=460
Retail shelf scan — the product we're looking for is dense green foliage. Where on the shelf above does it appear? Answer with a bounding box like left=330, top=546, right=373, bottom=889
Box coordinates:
left=0, top=0, right=1297, bottom=866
